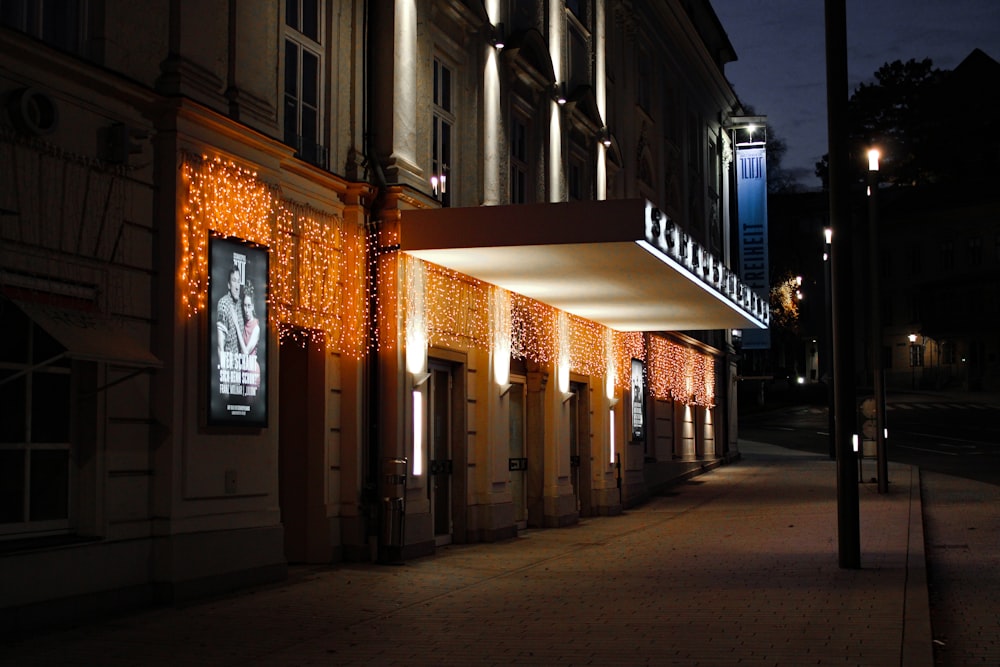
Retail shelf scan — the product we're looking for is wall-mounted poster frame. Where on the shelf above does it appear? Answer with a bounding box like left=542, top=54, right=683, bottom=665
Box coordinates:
left=208, top=235, right=269, bottom=427
left=631, top=358, right=645, bottom=441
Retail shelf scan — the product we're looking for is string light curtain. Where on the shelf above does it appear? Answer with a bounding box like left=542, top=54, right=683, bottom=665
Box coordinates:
left=180, top=153, right=366, bottom=357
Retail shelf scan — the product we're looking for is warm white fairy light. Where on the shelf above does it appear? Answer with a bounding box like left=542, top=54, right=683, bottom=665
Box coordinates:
left=490, top=285, right=512, bottom=387
left=605, top=327, right=616, bottom=400
left=557, top=311, right=570, bottom=394
left=180, top=153, right=367, bottom=357
left=404, top=254, right=427, bottom=375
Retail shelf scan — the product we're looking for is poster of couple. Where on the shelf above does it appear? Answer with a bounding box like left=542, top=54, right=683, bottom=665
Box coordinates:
left=208, top=236, right=268, bottom=427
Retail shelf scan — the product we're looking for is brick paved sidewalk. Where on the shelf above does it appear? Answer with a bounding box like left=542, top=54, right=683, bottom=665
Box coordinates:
left=1, top=441, right=932, bottom=666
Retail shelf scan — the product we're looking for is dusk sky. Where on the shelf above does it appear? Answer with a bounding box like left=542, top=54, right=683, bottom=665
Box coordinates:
left=710, top=0, right=1000, bottom=190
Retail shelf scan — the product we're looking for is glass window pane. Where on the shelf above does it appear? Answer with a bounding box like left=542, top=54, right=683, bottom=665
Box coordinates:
left=285, top=40, right=298, bottom=95
left=43, top=0, right=80, bottom=53
left=31, top=323, right=64, bottom=365
left=0, top=372, right=26, bottom=443
left=284, top=96, right=299, bottom=144
left=29, top=449, right=69, bottom=521
left=31, top=372, right=70, bottom=443
left=441, top=122, right=451, bottom=167
left=301, top=0, right=318, bottom=41
left=1, top=1, right=27, bottom=31
left=286, top=0, right=298, bottom=30
left=0, top=303, right=29, bottom=363
left=441, top=66, right=451, bottom=113
left=301, top=106, right=317, bottom=146
left=0, top=450, right=26, bottom=523
left=302, top=51, right=318, bottom=106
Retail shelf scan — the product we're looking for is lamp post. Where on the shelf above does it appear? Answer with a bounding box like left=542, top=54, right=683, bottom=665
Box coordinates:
left=867, top=148, right=888, bottom=493
left=823, top=227, right=835, bottom=459
left=909, top=333, right=918, bottom=389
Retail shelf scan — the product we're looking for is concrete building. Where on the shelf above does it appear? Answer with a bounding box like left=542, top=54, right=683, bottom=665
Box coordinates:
left=0, top=0, right=765, bottom=628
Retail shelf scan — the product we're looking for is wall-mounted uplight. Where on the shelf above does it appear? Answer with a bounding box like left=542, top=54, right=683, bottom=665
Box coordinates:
left=491, top=22, right=505, bottom=50
left=598, top=127, right=612, bottom=148
left=412, top=389, right=424, bottom=476
left=609, top=408, right=616, bottom=464
left=553, top=83, right=567, bottom=105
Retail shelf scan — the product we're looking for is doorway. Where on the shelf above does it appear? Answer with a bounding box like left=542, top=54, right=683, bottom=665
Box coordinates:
left=569, top=380, right=592, bottom=516
left=428, top=361, right=454, bottom=545
left=508, top=379, right=527, bottom=530
left=278, top=332, right=329, bottom=563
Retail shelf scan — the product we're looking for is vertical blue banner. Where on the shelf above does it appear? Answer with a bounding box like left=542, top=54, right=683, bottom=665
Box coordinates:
left=736, top=145, right=770, bottom=349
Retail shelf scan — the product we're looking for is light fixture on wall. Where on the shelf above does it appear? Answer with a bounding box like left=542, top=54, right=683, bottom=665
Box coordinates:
left=553, top=82, right=567, bottom=105
left=490, top=22, right=505, bottom=50
left=598, top=127, right=612, bottom=148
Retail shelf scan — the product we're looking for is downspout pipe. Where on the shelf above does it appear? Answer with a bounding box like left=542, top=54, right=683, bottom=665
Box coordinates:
left=362, top=0, right=389, bottom=560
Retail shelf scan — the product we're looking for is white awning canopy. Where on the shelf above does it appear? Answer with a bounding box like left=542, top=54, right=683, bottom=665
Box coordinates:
left=400, top=199, right=768, bottom=332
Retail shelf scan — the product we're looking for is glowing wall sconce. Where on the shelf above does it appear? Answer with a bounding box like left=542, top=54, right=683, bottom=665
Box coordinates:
left=490, top=22, right=505, bottom=50
left=609, top=408, right=616, bottom=464
left=598, top=127, right=612, bottom=148
left=412, top=388, right=425, bottom=476
left=553, top=82, right=567, bottom=106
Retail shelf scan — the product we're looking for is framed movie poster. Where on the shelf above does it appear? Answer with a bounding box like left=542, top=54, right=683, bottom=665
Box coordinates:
left=208, top=235, right=268, bottom=427
left=631, top=358, right=645, bottom=440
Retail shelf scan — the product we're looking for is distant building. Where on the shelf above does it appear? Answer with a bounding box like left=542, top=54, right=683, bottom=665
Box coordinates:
left=0, top=1, right=768, bottom=627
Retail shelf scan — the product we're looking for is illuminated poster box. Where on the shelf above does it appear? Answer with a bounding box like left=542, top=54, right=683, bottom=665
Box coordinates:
left=208, top=235, right=268, bottom=427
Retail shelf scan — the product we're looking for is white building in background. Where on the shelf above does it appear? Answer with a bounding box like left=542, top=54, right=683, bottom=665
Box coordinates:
left=0, top=0, right=765, bottom=628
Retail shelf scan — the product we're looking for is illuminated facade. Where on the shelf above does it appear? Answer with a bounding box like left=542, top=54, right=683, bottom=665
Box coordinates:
left=0, top=0, right=763, bottom=623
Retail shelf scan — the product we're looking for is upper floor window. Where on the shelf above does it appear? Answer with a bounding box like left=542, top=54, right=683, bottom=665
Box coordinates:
left=510, top=112, right=532, bottom=204
left=432, top=58, right=454, bottom=207
left=637, top=46, right=651, bottom=113
left=940, top=240, right=954, bottom=271
left=967, top=237, right=982, bottom=267
left=284, top=0, right=327, bottom=169
left=1, top=0, right=87, bottom=55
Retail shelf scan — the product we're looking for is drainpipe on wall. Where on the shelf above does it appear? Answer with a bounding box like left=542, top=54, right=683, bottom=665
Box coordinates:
left=362, top=0, right=389, bottom=562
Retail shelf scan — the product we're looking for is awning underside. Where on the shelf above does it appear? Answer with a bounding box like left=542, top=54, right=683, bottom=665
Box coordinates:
left=400, top=199, right=767, bottom=333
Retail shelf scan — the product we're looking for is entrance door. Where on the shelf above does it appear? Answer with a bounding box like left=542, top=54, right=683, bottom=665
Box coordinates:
left=568, top=380, right=592, bottom=516
left=569, top=385, right=581, bottom=513
left=278, top=332, right=329, bottom=563
left=429, top=364, right=453, bottom=545
left=508, top=380, right=527, bottom=530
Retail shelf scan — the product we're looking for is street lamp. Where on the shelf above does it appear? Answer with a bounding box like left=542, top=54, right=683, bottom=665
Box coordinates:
left=867, top=147, right=887, bottom=493
left=823, top=226, right=834, bottom=459
left=908, top=333, right=918, bottom=389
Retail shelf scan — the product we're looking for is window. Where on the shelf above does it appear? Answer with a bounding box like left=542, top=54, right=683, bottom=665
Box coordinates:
left=510, top=112, right=532, bottom=204
left=637, top=47, right=651, bottom=113
left=909, top=245, right=922, bottom=275
left=432, top=58, right=454, bottom=207
left=1, top=0, right=87, bottom=55
left=940, top=240, right=954, bottom=271
left=0, top=305, right=72, bottom=536
left=967, top=237, right=982, bottom=267
left=284, top=0, right=326, bottom=169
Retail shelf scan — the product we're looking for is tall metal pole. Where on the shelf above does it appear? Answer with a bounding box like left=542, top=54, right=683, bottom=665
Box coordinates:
left=824, top=229, right=835, bottom=460
left=868, top=158, right=888, bottom=494
left=825, top=0, right=861, bottom=568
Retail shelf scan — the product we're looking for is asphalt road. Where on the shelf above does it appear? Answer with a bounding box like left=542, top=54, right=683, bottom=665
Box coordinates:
left=738, top=390, right=1000, bottom=666
left=738, top=392, right=1000, bottom=487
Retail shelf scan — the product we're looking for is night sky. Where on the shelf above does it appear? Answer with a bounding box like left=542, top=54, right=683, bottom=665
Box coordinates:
left=711, top=0, right=1000, bottom=190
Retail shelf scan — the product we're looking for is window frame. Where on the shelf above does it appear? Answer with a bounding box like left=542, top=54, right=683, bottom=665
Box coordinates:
left=0, top=314, right=74, bottom=539
left=283, top=0, right=326, bottom=169
left=432, top=56, right=456, bottom=207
